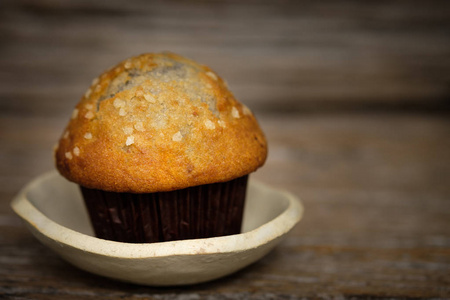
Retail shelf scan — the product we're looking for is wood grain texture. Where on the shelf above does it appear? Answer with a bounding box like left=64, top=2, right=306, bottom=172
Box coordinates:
left=1, top=0, right=449, bottom=114
left=0, top=0, right=449, bottom=299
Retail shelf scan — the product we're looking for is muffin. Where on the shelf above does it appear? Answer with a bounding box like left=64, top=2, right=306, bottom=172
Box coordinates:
left=54, top=52, right=267, bottom=243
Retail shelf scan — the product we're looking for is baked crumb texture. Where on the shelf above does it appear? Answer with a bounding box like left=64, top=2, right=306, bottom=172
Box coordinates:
left=55, top=52, right=267, bottom=193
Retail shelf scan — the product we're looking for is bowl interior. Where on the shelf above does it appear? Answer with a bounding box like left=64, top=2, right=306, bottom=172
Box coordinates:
left=26, top=173, right=290, bottom=237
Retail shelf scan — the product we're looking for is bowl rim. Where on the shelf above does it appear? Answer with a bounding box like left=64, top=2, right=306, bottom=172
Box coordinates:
left=11, top=170, right=303, bottom=259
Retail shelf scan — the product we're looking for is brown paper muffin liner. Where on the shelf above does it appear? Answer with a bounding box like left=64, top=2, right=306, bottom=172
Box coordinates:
left=80, top=175, right=248, bottom=243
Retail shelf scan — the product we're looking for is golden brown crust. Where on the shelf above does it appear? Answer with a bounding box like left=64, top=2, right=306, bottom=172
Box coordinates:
left=55, top=52, right=267, bottom=193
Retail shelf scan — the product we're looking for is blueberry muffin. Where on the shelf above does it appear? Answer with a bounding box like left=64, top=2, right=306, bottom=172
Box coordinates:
left=54, top=52, right=267, bottom=243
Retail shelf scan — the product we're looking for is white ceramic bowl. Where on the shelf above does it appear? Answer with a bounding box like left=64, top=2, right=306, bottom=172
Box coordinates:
left=11, top=171, right=303, bottom=286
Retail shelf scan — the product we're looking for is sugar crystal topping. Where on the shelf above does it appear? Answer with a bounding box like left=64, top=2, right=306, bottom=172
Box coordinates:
left=84, top=111, right=95, bottom=119
left=124, top=60, right=133, bottom=69
left=206, top=71, right=218, bottom=81
left=123, top=126, right=134, bottom=135
left=78, top=54, right=254, bottom=153
left=65, top=152, right=73, bottom=160
left=84, top=88, right=92, bottom=99
left=243, top=105, right=252, bottom=116
left=205, top=119, right=215, bottom=130
left=126, top=135, right=135, bottom=146
left=134, top=121, right=145, bottom=132
left=144, top=93, right=156, bottom=103
left=114, top=98, right=125, bottom=108
left=119, top=108, right=127, bottom=116
left=172, top=131, right=183, bottom=142
left=232, top=106, right=240, bottom=118
left=71, top=109, right=79, bottom=119
left=73, top=147, right=80, bottom=156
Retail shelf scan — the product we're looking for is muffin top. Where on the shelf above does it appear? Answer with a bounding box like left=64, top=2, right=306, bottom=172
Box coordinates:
left=55, top=52, right=267, bottom=193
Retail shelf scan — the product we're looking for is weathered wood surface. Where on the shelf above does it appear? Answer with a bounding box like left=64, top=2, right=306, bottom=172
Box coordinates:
left=1, top=1, right=449, bottom=299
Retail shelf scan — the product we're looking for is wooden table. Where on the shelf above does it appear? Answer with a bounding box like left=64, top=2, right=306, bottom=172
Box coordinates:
left=1, top=1, right=449, bottom=298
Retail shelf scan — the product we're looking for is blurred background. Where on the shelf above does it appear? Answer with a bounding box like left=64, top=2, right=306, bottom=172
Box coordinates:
left=1, top=0, right=449, bottom=298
